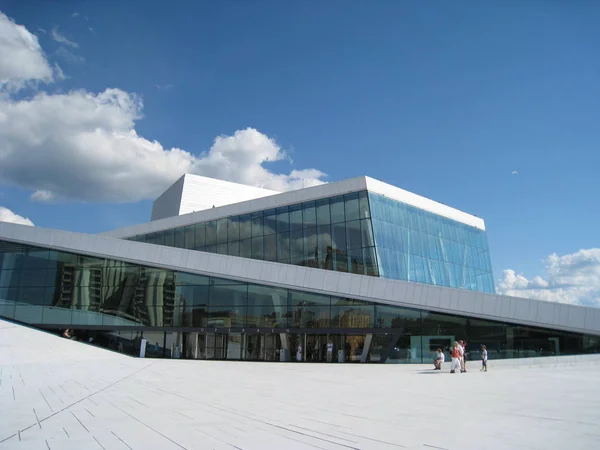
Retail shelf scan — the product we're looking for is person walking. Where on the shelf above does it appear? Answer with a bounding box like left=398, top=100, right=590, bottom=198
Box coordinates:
left=450, top=341, right=462, bottom=373
left=296, top=343, right=303, bottom=362
left=459, top=340, right=467, bottom=373
left=481, top=345, right=488, bottom=372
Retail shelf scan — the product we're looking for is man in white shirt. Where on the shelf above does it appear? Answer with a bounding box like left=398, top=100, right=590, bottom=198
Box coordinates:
left=327, top=340, right=334, bottom=362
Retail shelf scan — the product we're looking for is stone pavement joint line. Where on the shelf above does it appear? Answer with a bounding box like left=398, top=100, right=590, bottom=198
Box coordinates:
left=2, top=319, right=600, bottom=449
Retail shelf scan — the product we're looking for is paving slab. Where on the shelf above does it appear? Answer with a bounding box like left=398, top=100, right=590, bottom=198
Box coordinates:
left=1, top=320, right=600, bottom=450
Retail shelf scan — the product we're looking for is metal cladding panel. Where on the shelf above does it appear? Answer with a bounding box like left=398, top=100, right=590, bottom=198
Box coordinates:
left=101, top=177, right=369, bottom=238
left=1, top=221, right=600, bottom=336
left=150, top=175, right=186, bottom=221
left=178, top=174, right=279, bottom=216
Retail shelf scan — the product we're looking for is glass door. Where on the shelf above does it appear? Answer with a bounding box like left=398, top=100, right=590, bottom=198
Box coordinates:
left=244, top=334, right=263, bottom=360
left=207, top=333, right=226, bottom=359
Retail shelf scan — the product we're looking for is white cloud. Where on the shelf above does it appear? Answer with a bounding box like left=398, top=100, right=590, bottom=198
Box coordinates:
left=72, top=12, right=80, bottom=18
left=53, top=63, right=66, bottom=80
left=55, top=46, right=85, bottom=64
left=0, top=13, right=326, bottom=204
left=511, top=170, right=519, bottom=175
left=0, top=12, right=54, bottom=91
left=50, top=26, right=78, bottom=48
left=497, top=249, right=600, bottom=306
left=31, top=190, right=54, bottom=202
left=0, top=206, right=34, bottom=226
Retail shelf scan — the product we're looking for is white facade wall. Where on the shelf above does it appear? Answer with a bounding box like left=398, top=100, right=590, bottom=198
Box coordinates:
left=151, top=174, right=279, bottom=221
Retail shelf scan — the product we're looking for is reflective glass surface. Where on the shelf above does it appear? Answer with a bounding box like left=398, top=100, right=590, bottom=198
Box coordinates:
left=127, top=191, right=378, bottom=277
left=368, top=192, right=495, bottom=293
left=1, top=239, right=599, bottom=363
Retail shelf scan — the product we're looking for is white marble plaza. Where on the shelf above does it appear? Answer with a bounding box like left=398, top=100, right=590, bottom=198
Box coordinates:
left=1, top=319, right=599, bottom=450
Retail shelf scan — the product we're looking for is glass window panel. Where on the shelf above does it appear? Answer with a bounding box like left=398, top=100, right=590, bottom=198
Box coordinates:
left=334, top=249, right=348, bottom=273
left=316, top=198, right=331, bottom=225
left=154, top=232, right=165, bottom=246
left=251, top=236, right=264, bottom=260
left=0, top=287, right=18, bottom=302
left=344, top=192, right=360, bottom=221
left=17, top=287, right=53, bottom=305
left=302, top=201, right=316, bottom=228
left=264, top=234, right=277, bottom=262
left=176, top=285, right=209, bottom=307
left=205, top=221, right=217, bottom=245
left=349, top=248, right=365, bottom=275
left=163, top=228, right=174, bottom=247
left=207, top=305, right=245, bottom=327
left=332, top=305, right=374, bottom=328
left=174, top=228, right=185, bottom=248
left=330, top=196, right=345, bottom=223
left=239, top=214, right=252, bottom=240
left=276, top=207, right=290, bottom=233
left=0, top=270, right=19, bottom=287
left=276, top=232, right=290, bottom=262
left=247, top=284, right=288, bottom=306
left=184, top=225, right=195, bottom=249
left=175, top=272, right=209, bottom=285
left=376, top=305, right=421, bottom=329
left=332, top=223, right=347, bottom=251
left=289, top=291, right=330, bottom=306
left=303, top=226, right=318, bottom=267
left=18, top=270, right=48, bottom=287
left=209, top=284, right=247, bottom=308
left=194, top=223, right=206, bottom=248
left=290, top=229, right=303, bottom=259
left=413, top=255, right=425, bottom=283
left=47, top=251, right=78, bottom=267
left=364, top=247, right=379, bottom=277
left=216, top=243, right=228, bottom=255
left=360, top=218, right=375, bottom=248
left=239, top=238, right=252, bottom=259
left=251, top=212, right=264, bottom=237
left=246, top=303, right=287, bottom=328
left=228, top=217, right=240, bottom=241
left=263, top=210, right=278, bottom=235
left=359, top=191, right=370, bottom=218
left=205, top=244, right=217, bottom=254
left=317, top=224, right=333, bottom=270
left=216, top=218, right=228, bottom=244
left=288, top=305, right=330, bottom=328
left=23, top=249, right=50, bottom=269
left=228, top=240, right=240, bottom=257
left=289, top=205, right=303, bottom=230
left=346, top=220, right=361, bottom=250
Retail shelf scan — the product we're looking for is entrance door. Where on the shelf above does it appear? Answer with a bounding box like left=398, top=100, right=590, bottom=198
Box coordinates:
left=245, top=334, right=263, bottom=361
left=306, top=334, right=328, bottom=362
left=206, top=333, right=226, bottom=359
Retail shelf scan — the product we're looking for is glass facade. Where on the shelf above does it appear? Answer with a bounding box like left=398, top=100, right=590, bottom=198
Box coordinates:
left=369, top=192, right=495, bottom=293
left=127, top=189, right=495, bottom=293
left=129, top=191, right=378, bottom=276
left=1, top=239, right=599, bottom=363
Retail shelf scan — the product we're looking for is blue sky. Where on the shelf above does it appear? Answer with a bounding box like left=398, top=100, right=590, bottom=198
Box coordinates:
left=0, top=1, right=599, bottom=305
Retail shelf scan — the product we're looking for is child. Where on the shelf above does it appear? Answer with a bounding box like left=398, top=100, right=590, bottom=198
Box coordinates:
left=433, top=348, right=445, bottom=370
left=481, top=345, right=488, bottom=372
